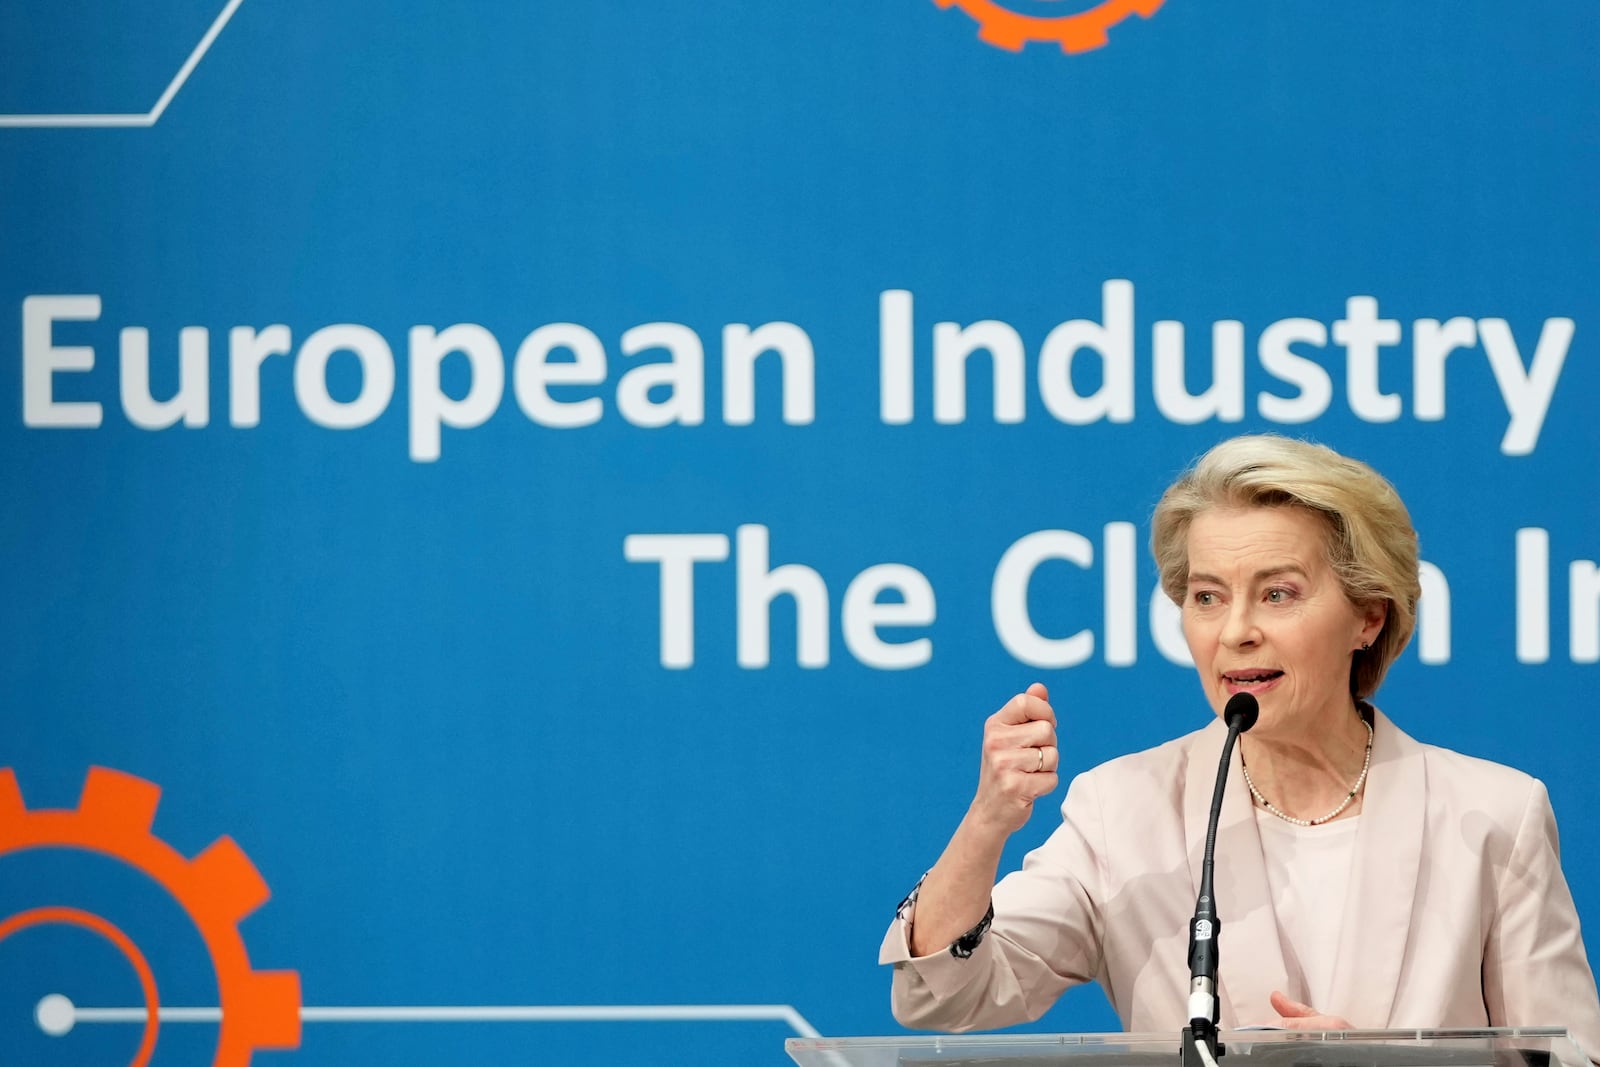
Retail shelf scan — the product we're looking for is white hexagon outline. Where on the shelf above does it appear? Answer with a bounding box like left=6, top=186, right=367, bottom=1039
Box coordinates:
left=0, top=0, right=245, bottom=128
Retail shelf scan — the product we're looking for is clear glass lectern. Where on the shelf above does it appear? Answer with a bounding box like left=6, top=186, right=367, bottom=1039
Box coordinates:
left=787, top=1028, right=1587, bottom=1067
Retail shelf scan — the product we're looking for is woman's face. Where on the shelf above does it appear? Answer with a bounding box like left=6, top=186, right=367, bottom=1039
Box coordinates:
left=1181, top=505, right=1385, bottom=739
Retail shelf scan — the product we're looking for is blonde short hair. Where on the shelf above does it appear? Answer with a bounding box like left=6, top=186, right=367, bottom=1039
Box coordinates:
left=1150, top=435, right=1421, bottom=699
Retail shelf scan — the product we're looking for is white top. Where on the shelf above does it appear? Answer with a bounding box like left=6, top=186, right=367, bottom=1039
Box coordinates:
left=1253, top=808, right=1360, bottom=1012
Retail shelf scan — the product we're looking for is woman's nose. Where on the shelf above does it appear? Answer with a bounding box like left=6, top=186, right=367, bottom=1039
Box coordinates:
left=1220, top=602, right=1260, bottom=648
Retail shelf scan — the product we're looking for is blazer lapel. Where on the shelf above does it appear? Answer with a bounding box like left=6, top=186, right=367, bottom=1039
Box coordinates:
left=1184, top=718, right=1292, bottom=1026
left=1323, top=707, right=1425, bottom=1026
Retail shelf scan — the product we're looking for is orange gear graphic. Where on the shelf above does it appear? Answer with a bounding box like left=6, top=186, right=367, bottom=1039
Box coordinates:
left=0, top=766, right=301, bottom=1067
left=932, top=0, right=1166, bottom=54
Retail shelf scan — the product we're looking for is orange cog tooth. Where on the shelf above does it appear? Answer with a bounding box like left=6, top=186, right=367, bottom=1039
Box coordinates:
left=0, top=770, right=24, bottom=851
left=939, top=0, right=1165, bottom=54
left=188, top=836, right=271, bottom=924
left=0, top=769, right=22, bottom=819
left=235, top=970, right=303, bottom=1047
left=80, top=767, right=161, bottom=832
left=1058, top=25, right=1110, bottom=53
left=978, top=22, right=1028, bottom=50
left=214, top=971, right=302, bottom=1066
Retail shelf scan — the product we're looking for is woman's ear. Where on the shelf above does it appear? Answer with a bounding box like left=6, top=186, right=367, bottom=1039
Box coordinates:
left=1357, top=599, right=1389, bottom=649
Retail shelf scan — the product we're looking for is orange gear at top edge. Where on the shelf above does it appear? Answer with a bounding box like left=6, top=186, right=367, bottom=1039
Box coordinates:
left=0, top=766, right=301, bottom=1067
left=932, top=0, right=1167, bottom=54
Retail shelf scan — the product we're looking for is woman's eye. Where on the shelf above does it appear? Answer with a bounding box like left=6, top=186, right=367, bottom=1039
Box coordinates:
left=1266, top=588, right=1292, bottom=603
left=1193, top=591, right=1217, bottom=606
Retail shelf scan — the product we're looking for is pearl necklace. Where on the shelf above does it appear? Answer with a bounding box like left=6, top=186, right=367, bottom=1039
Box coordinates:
left=1240, top=717, right=1374, bottom=827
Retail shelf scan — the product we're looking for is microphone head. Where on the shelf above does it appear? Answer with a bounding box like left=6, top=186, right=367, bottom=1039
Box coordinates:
left=1224, top=692, right=1259, bottom=732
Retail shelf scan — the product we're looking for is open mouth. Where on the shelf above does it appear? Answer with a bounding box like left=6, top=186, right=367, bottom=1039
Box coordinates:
left=1222, top=669, right=1283, bottom=691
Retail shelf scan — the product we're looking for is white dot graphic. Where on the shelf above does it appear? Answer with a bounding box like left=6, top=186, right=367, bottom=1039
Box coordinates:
left=36, top=993, right=76, bottom=1036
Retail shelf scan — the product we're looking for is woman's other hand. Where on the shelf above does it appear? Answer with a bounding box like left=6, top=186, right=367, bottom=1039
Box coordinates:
left=1269, top=990, right=1354, bottom=1030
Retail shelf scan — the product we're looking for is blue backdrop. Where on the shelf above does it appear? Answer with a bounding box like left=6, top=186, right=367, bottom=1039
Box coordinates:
left=2, top=3, right=1597, bottom=1065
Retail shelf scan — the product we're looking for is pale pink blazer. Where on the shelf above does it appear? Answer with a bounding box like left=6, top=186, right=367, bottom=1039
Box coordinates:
left=882, top=710, right=1600, bottom=1059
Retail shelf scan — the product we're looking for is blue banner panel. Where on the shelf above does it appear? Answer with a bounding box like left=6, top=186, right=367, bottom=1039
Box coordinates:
left=3, top=3, right=1597, bottom=1065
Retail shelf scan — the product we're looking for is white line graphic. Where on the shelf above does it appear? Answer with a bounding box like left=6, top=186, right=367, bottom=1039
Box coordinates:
left=37, top=995, right=821, bottom=1038
left=0, top=0, right=246, bottom=128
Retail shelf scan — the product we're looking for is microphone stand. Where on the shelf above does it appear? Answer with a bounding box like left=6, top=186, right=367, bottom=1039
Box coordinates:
left=1181, top=694, right=1258, bottom=1067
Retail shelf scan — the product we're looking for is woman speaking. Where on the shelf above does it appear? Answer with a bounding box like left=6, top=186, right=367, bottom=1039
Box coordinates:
left=881, top=435, right=1600, bottom=1056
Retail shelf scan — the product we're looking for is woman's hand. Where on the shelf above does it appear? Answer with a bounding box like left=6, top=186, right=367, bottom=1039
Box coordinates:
left=903, top=683, right=1061, bottom=956
left=968, top=682, right=1060, bottom=837
left=1269, top=991, right=1353, bottom=1030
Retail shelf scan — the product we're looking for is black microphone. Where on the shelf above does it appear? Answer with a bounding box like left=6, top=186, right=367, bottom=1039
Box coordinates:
left=1183, top=692, right=1259, bottom=1066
